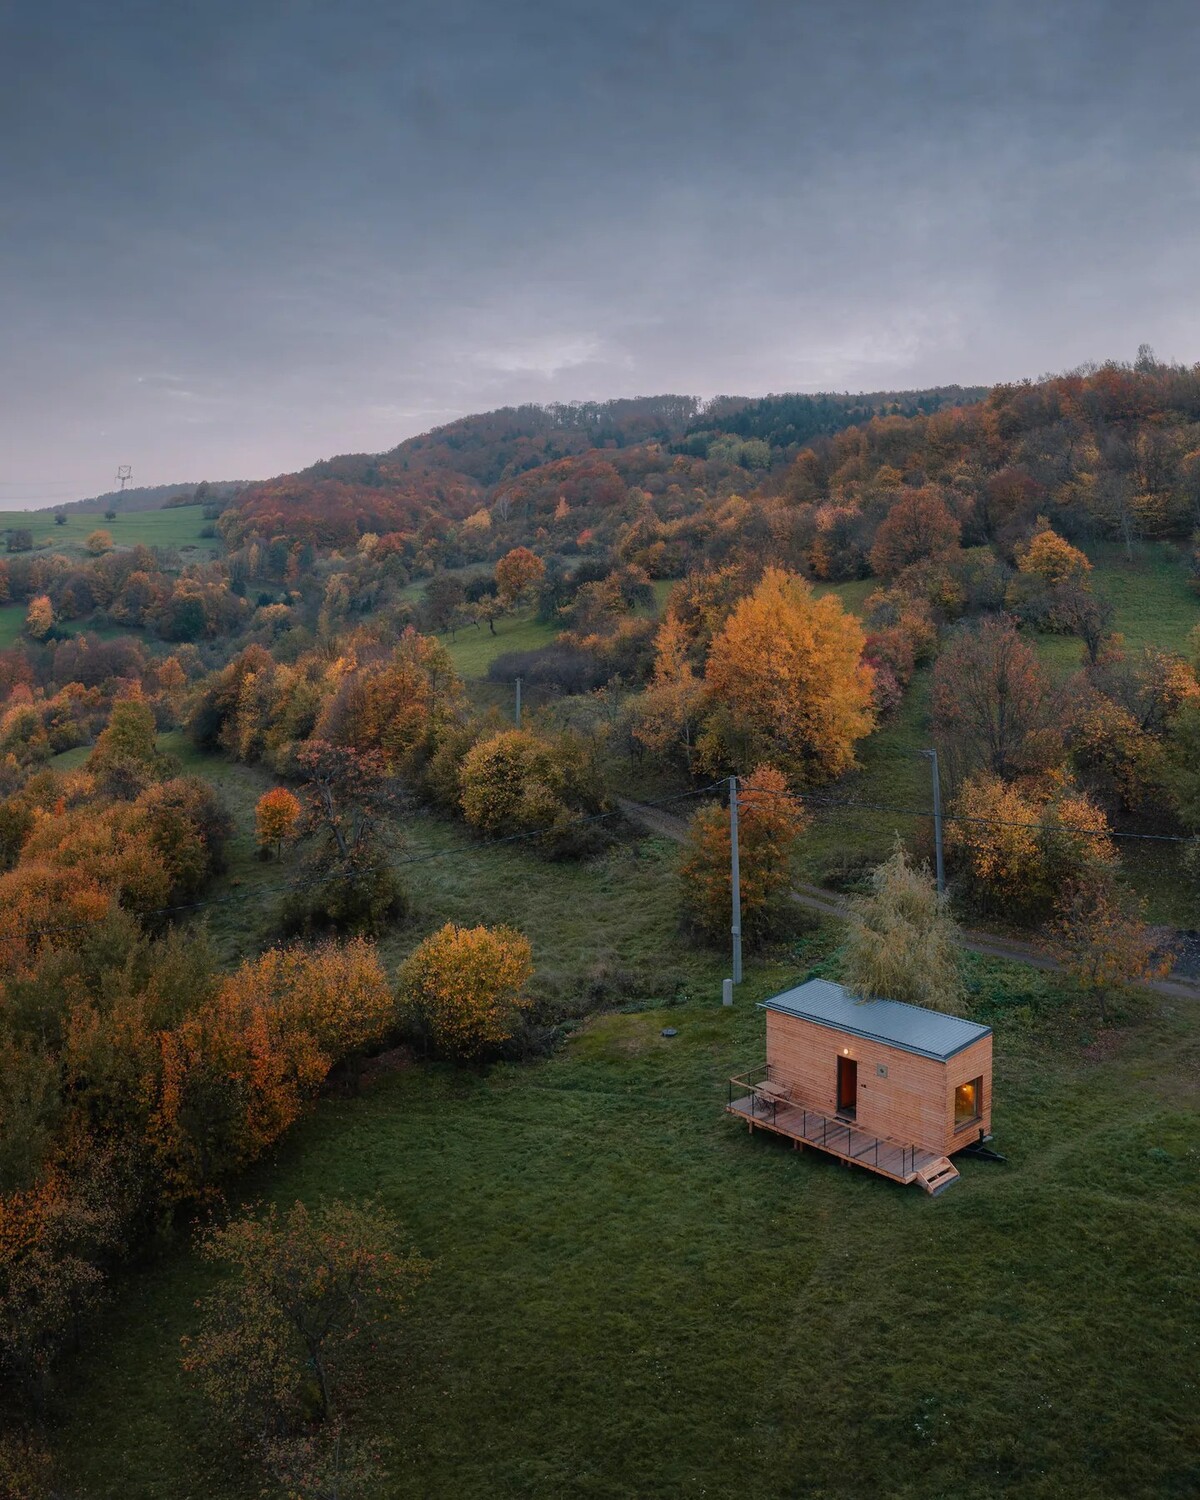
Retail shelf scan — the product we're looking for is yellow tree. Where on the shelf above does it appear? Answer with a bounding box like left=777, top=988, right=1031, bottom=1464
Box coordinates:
left=631, top=609, right=707, bottom=769
left=678, top=765, right=807, bottom=944
left=24, top=596, right=53, bottom=642
left=397, top=923, right=533, bottom=1060
left=702, top=568, right=876, bottom=781
left=842, top=843, right=963, bottom=1012
left=1016, top=520, right=1092, bottom=586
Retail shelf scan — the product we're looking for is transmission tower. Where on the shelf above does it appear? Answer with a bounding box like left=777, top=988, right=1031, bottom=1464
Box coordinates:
left=116, top=465, right=132, bottom=492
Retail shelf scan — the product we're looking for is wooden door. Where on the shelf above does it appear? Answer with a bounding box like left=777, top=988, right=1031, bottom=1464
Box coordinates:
left=837, top=1055, right=857, bottom=1117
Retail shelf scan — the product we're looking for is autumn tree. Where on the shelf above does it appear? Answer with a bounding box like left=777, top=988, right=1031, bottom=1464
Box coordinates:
left=842, top=843, right=963, bottom=1013
left=678, top=766, right=807, bottom=945
left=23, top=596, right=53, bottom=642
left=87, top=696, right=172, bottom=798
left=1048, top=870, right=1169, bottom=1021
left=701, top=568, right=876, bottom=782
left=285, top=742, right=405, bottom=935
left=495, top=546, right=546, bottom=607
left=1015, top=520, right=1092, bottom=585
left=85, top=529, right=113, bottom=556
left=256, top=786, right=301, bottom=859
left=630, top=608, right=707, bottom=769
left=868, top=486, right=961, bottom=577
left=458, top=728, right=607, bottom=856
left=397, top=922, right=533, bottom=1060
left=947, top=772, right=1115, bottom=920
left=182, top=1198, right=428, bottom=1490
left=933, top=616, right=1057, bottom=779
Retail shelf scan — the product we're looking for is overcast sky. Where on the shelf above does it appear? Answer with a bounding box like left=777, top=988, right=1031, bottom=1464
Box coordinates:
left=3, top=0, right=1199, bottom=504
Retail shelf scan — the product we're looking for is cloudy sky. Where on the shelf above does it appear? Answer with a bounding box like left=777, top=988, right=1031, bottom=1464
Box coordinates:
left=3, top=0, right=1199, bottom=503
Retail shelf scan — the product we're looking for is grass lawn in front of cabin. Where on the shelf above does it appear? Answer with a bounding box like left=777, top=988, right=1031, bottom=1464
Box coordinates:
left=52, top=879, right=1200, bottom=1500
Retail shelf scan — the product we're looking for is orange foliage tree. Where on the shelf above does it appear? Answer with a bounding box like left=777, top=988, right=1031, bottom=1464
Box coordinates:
left=255, top=787, right=301, bottom=858
left=1048, top=870, right=1169, bottom=1021
left=397, top=923, right=533, bottom=1060
left=678, top=766, right=807, bottom=944
left=933, top=616, right=1057, bottom=779
left=868, top=486, right=961, bottom=577
left=701, top=568, right=876, bottom=782
left=494, top=546, right=545, bottom=607
left=631, top=609, right=707, bottom=769
left=1016, top=521, right=1092, bottom=585
left=149, top=939, right=391, bottom=1199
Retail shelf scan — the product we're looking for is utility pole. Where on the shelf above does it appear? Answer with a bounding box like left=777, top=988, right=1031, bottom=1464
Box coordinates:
left=925, top=748, right=945, bottom=897
left=116, top=465, right=132, bottom=492
left=514, top=677, right=522, bottom=727
left=729, top=775, right=743, bottom=985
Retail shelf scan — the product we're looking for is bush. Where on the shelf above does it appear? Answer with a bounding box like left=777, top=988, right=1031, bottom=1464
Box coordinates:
left=458, top=728, right=608, bottom=858
left=279, top=852, right=405, bottom=939
left=488, top=645, right=608, bottom=695
left=397, top=922, right=533, bottom=1060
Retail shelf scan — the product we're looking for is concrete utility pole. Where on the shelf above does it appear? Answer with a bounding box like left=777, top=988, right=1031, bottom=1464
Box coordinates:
left=729, top=775, right=743, bottom=985
left=514, top=677, right=522, bottom=727
left=925, top=748, right=945, bottom=897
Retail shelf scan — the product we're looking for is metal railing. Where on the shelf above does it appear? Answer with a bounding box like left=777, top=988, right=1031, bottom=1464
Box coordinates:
left=727, top=1068, right=919, bottom=1180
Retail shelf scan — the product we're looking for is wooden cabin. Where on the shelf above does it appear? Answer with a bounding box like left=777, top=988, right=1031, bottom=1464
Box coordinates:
left=727, top=978, right=993, bottom=1195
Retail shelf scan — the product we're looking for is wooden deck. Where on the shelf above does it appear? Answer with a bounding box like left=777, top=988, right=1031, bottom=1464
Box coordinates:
left=727, top=1093, right=947, bottom=1187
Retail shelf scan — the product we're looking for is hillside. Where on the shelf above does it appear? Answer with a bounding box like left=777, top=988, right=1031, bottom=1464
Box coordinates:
left=3, top=357, right=1200, bottom=1497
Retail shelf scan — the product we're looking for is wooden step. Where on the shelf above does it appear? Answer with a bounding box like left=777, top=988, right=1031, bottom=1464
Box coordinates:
left=914, top=1158, right=960, bottom=1196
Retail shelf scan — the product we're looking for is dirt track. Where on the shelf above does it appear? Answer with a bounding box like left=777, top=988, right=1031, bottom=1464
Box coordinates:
left=615, top=797, right=1200, bottom=1001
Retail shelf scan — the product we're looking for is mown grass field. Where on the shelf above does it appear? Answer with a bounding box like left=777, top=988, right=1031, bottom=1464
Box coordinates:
left=0, top=504, right=221, bottom=557
left=0, top=602, right=23, bottom=648
left=51, top=805, right=1200, bottom=1499
left=442, top=609, right=559, bottom=679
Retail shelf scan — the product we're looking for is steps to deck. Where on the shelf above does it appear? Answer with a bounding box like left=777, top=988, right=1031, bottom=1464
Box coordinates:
left=914, top=1157, right=960, bottom=1196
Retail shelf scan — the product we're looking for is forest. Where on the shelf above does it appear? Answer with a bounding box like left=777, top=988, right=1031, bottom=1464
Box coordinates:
left=2, top=354, right=1199, bottom=1497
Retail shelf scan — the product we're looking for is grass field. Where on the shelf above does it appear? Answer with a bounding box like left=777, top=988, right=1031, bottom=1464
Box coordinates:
left=0, top=602, right=23, bottom=647
left=51, top=820, right=1200, bottom=1499
left=442, top=610, right=559, bottom=679
left=0, top=504, right=221, bottom=558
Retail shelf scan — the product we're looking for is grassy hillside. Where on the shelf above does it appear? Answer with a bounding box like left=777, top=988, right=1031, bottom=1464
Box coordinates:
left=52, top=841, right=1200, bottom=1498
left=0, top=505, right=221, bottom=557
left=0, top=602, right=23, bottom=648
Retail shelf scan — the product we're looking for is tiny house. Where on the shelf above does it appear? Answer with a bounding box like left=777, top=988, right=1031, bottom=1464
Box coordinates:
left=727, top=978, right=993, bottom=1195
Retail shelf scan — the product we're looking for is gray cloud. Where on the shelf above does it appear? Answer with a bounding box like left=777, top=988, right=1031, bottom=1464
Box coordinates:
left=2, top=0, right=1200, bottom=500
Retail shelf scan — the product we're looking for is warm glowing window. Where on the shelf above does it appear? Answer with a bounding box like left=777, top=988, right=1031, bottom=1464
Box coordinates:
left=954, top=1077, right=982, bottom=1129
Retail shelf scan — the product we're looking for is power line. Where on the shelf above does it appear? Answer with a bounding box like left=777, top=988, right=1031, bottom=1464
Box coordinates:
left=732, top=779, right=1196, bottom=843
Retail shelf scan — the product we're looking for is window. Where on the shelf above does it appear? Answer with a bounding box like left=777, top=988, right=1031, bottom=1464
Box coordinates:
left=954, top=1077, right=982, bottom=1130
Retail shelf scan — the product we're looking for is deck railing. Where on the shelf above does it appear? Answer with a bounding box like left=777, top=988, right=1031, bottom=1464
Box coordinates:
left=728, top=1067, right=919, bottom=1180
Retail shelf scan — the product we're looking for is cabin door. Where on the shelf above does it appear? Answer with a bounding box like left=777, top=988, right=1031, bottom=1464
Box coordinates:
left=836, top=1056, right=858, bottom=1118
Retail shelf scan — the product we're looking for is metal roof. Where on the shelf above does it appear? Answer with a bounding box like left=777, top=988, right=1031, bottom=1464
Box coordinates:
left=759, top=977, right=991, bottom=1062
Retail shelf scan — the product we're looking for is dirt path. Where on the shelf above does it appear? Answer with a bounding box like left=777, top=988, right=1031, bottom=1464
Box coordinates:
left=615, top=797, right=1200, bottom=1001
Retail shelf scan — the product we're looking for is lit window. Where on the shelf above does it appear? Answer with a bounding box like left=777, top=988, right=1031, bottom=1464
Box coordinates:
left=954, top=1077, right=981, bottom=1129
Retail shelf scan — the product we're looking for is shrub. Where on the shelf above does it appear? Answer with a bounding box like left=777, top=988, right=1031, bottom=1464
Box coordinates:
left=397, top=922, right=533, bottom=1060
left=842, top=844, right=964, bottom=1013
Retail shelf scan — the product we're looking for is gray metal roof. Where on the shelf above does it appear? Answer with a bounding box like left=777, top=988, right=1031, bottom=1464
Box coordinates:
left=759, top=977, right=991, bottom=1062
